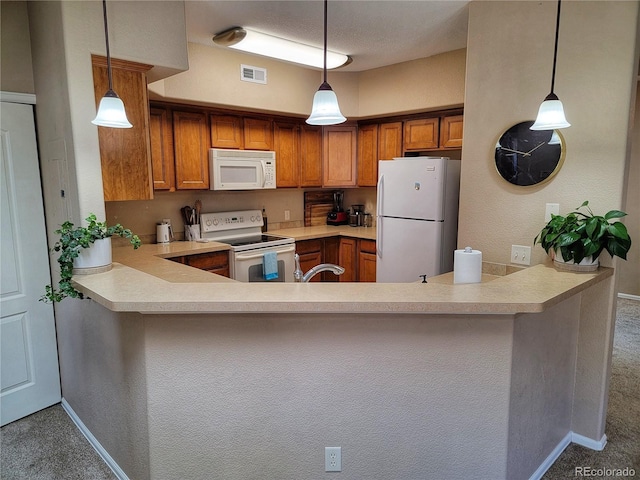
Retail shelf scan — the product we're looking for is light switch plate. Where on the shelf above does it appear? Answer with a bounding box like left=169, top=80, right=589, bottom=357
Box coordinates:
left=511, top=245, right=531, bottom=265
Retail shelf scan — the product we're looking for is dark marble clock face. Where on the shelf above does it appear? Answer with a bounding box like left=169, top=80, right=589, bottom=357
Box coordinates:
left=494, top=121, right=565, bottom=186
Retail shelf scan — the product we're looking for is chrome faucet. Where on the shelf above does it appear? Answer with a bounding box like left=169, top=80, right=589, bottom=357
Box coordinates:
left=294, top=254, right=345, bottom=282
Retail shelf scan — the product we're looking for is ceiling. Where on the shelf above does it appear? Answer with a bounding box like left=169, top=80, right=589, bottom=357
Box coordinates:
left=185, top=1, right=470, bottom=73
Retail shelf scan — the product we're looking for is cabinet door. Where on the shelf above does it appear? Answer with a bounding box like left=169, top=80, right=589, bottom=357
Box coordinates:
left=378, top=122, right=403, bottom=160
left=323, top=126, right=357, bottom=187
left=439, top=115, right=464, bottom=149
left=149, top=107, right=175, bottom=191
left=322, top=237, right=340, bottom=282
left=173, top=110, right=210, bottom=190
left=357, top=124, right=378, bottom=187
left=210, top=115, right=243, bottom=149
left=404, top=118, right=439, bottom=151
left=296, top=240, right=323, bottom=282
left=244, top=118, right=273, bottom=150
left=338, top=237, right=357, bottom=282
left=300, top=124, right=323, bottom=187
left=92, top=55, right=153, bottom=201
left=358, top=239, right=377, bottom=282
left=273, top=121, right=300, bottom=187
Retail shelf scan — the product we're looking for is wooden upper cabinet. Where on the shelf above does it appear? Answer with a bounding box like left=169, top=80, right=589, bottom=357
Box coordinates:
left=300, top=124, right=323, bottom=187
left=91, top=55, right=153, bottom=201
left=404, top=117, right=439, bottom=151
left=273, top=121, right=300, bottom=187
left=357, top=124, right=378, bottom=187
left=323, top=125, right=357, bottom=187
left=149, top=107, right=175, bottom=191
left=243, top=117, right=273, bottom=150
left=440, top=114, right=464, bottom=149
left=378, top=122, right=403, bottom=160
left=172, top=110, right=210, bottom=190
left=210, top=115, right=243, bottom=149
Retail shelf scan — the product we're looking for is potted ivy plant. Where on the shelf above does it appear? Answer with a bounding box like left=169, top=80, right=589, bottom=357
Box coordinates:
left=534, top=201, right=631, bottom=271
left=42, top=213, right=141, bottom=303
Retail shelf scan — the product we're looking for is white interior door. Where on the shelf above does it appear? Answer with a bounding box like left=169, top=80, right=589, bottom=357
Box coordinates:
left=1, top=101, right=61, bottom=426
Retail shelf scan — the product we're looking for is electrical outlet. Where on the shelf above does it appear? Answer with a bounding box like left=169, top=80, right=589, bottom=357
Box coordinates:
left=284, top=210, right=290, bottom=221
left=325, top=447, right=341, bottom=472
left=511, top=245, right=531, bottom=265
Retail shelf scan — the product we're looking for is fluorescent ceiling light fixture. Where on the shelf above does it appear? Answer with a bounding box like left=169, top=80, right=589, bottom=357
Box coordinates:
left=531, top=0, right=570, bottom=131
left=213, top=27, right=351, bottom=70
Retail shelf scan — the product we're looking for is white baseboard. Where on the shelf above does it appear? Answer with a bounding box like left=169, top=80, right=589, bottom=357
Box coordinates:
left=572, top=432, right=607, bottom=451
left=618, top=293, right=640, bottom=301
left=61, top=398, right=129, bottom=480
left=528, top=431, right=608, bottom=480
left=528, top=432, right=572, bottom=480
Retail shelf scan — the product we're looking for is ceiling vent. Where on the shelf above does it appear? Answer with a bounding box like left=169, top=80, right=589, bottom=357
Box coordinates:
left=240, top=65, right=267, bottom=84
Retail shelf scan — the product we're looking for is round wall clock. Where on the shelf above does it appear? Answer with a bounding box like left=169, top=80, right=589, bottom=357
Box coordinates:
left=494, top=120, right=565, bottom=186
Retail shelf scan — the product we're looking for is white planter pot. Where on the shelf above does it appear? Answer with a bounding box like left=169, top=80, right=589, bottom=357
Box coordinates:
left=552, top=249, right=599, bottom=272
left=73, top=237, right=112, bottom=274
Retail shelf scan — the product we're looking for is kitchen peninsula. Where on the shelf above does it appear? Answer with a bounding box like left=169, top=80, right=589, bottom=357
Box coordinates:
left=60, top=242, right=616, bottom=480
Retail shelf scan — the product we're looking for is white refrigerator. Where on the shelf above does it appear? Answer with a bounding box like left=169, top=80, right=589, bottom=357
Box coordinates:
left=376, top=157, right=461, bottom=282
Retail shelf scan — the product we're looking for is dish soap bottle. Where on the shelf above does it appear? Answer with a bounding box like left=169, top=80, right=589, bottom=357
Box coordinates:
left=262, top=207, right=268, bottom=232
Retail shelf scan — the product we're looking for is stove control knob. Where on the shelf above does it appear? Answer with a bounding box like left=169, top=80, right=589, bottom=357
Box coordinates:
left=205, top=218, right=213, bottom=227
left=212, top=218, right=219, bottom=226
left=250, top=215, right=256, bottom=222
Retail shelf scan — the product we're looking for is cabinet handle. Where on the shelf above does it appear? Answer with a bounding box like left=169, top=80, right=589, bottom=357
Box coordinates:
left=235, top=246, right=295, bottom=261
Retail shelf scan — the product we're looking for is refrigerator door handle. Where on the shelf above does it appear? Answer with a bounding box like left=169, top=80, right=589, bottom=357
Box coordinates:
left=376, top=174, right=384, bottom=258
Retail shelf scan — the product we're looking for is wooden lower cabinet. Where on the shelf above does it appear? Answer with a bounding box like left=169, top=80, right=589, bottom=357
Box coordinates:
left=295, top=239, right=323, bottom=282
left=338, top=238, right=357, bottom=282
left=298, top=237, right=376, bottom=282
left=169, top=251, right=230, bottom=278
left=358, top=239, right=377, bottom=282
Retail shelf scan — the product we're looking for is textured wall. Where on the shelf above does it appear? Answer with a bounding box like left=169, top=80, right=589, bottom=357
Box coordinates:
left=459, top=1, right=639, bottom=267
left=0, top=2, right=35, bottom=94
left=144, top=312, right=513, bottom=479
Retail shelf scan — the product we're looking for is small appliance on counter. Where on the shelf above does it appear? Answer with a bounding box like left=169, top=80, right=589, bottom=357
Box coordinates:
left=349, top=204, right=365, bottom=227
left=326, top=191, right=348, bottom=225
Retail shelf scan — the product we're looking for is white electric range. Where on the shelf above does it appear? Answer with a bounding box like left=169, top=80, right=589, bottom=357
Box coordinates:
left=199, top=210, right=295, bottom=282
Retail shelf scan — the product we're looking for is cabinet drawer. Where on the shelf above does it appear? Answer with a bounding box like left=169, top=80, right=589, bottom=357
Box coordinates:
left=296, top=239, right=323, bottom=255
left=185, top=251, right=229, bottom=270
left=359, top=239, right=377, bottom=254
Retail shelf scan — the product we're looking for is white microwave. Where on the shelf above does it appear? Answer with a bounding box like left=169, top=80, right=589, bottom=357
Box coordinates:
left=209, top=148, right=276, bottom=190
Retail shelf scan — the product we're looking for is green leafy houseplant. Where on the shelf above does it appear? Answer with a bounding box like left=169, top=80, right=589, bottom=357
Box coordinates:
left=534, top=201, right=632, bottom=265
left=42, top=213, right=141, bottom=303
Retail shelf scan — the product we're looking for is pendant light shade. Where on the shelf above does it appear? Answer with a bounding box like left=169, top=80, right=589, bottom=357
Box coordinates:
left=92, top=90, right=132, bottom=128
left=92, top=0, right=132, bottom=129
left=307, top=82, right=346, bottom=125
left=531, top=0, right=570, bottom=131
left=530, top=93, right=570, bottom=130
left=306, top=0, right=346, bottom=126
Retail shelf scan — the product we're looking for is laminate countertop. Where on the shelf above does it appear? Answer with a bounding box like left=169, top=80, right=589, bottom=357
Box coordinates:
left=73, top=237, right=613, bottom=315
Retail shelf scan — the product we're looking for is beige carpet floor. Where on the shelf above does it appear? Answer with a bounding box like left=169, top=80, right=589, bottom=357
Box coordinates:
left=1, top=298, right=638, bottom=479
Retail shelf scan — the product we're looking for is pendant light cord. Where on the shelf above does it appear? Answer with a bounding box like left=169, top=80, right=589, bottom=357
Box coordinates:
left=550, top=0, right=562, bottom=95
left=102, top=0, right=114, bottom=92
left=322, top=0, right=328, bottom=84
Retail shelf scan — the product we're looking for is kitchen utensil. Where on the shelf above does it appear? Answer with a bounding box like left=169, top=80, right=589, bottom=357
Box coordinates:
left=194, top=199, right=202, bottom=224
left=181, top=206, right=193, bottom=225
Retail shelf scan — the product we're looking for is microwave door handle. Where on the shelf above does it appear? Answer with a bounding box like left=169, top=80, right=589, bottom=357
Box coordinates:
left=261, top=161, right=267, bottom=188
left=235, top=246, right=295, bottom=261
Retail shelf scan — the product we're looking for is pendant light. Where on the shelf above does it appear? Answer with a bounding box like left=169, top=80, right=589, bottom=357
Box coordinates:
left=306, top=0, right=346, bottom=125
left=92, top=0, right=132, bottom=128
left=530, top=0, right=570, bottom=130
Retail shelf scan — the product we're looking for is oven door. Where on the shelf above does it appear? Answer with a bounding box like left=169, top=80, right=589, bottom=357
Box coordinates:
left=231, top=244, right=295, bottom=282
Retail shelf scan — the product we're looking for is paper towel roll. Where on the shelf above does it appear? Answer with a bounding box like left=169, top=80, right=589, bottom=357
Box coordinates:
left=453, top=247, right=482, bottom=284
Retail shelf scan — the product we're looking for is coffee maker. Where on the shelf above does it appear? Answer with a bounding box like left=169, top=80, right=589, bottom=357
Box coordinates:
left=326, top=191, right=348, bottom=225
